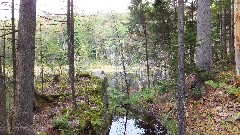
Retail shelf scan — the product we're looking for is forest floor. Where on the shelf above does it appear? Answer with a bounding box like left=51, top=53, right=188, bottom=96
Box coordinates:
left=144, top=70, right=240, bottom=135
left=33, top=67, right=240, bottom=135
left=185, top=85, right=240, bottom=134
left=184, top=70, right=240, bottom=134
left=33, top=74, right=105, bottom=135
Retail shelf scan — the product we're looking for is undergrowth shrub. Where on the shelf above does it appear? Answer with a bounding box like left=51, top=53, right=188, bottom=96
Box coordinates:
left=52, top=112, right=71, bottom=134
left=195, top=70, right=214, bottom=86
left=153, top=80, right=176, bottom=94
left=205, top=80, right=240, bottom=100
left=52, top=116, right=69, bottom=129
left=217, top=71, right=235, bottom=84
left=161, top=114, right=177, bottom=135
left=191, top=88, right=201, bottom=99
left=107, top=87, right=127, bottom=108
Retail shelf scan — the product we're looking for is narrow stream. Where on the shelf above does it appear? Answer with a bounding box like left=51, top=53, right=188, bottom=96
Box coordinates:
left=92, top=70, right=168, bottom=135
left=109, top=117, right=146, bottom=135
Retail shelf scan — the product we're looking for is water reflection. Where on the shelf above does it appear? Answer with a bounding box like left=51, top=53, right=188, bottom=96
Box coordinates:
left=109, top=117, right=144, bottom=135
left=108, top=110, right=167, bottom=135
left=93, top=70, right=168, bottom=135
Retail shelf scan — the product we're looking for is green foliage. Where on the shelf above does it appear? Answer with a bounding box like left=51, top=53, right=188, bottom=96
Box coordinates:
left=43, top=74, right=106, bottom=134
left=205, top=80, right=240, bottom=99
left=52, top=112, right=70, bottom=131
left=205, top=80, right=219, bottom=89
left=129, top=88, right=155, bottom=104
left=218, top=82, right=227, bottom=88
left=59, top=82, right=67, bottom=90
left=153, top=80, right=176, bottom=94
left=74, top=12, right=129, bottom=65
left=210, top=0, right=232, bottom=64
left=225, top=87, right=240, bottom=97
left=196, top=69, right=214, bottom=81
left=191, top=88, right=201, bottom=99
left=108, top=88, right=127, bottom=107
left=75, top=76, right=103, bottom=95
left=161, top=114, right=177, bottom=135
left=218, top=71, right=235, bottom=83
left=108, top=80, right=175, bottom=109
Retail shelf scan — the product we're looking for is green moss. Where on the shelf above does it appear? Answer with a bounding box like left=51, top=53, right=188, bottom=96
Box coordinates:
left=50, top=74, right=109, bottom=134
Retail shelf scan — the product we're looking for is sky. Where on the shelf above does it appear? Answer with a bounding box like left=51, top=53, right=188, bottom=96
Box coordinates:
left=37, top=0, right=131, bottom=14
left=0, top=0, right=132, bottom=20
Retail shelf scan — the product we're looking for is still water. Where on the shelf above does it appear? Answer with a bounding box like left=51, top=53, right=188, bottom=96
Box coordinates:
left=92, top=70, right=168, bottom=135
left=109, top=117, right=145, bottom=135
left=107, top=110, right=167, bottom=135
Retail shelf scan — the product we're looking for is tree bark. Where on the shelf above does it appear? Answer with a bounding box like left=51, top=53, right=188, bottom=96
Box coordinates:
left=121, top=46, right=129, bottom=94
left=229, top=0, right=235, bottom=63
left=40, top=24, right=44, bottom=92
left=173, top=0, right=177, bottom=27
left=2, top=24, right=6, bottom=107
left=12, top=0, right=17, bottom=104
left=144, top=24, right=150, bottom=89
left=12, top=0, right=36, bottom=134
left=177, top=0, right=186, bottom=134
left=189, top=1, right=195, bottom=68
left=234, top=0, right=240, bottom=76
left=0, top=56, right=7, bottom=135
left=221, top=4, right=227, bottom=61
left=67, top=0, right=77, bottom=110
left=196, top=0, right=212, bottom=72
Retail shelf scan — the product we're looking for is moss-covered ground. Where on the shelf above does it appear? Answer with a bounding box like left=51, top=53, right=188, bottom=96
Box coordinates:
left=34, top=73, right=110, bottom=135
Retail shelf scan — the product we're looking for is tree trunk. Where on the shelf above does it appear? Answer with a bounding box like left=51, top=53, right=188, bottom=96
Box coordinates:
left=144, top=24, right=150, bottom=89
left=67, top=0, right=77, bottom=110
left=121, top=46, right=129, bottom=95
left=229, top=0, right=235, bottom=63
left=102, top=77, right=109, bottom=109
left=189, top=1, right=195, bottom=68
left=173, top=0, right=177, bottom=26
left=196, top=0, right=212, bottom=72
left=0, top=56, right=7, bottom=135
left=12, top=0, right=17, bottom=104
left=40, top=24, right=44, bottom=92
left=2, top=25, right=6, bottom=102
left=234, top=0, right=240, bottom=76
left=196, top=0, right=212, bottom=96
left=177, top=0, right=186, bottom=134
left=221, top=5, right=227, bottom=61
left=12, top=0, right=36, bottom=134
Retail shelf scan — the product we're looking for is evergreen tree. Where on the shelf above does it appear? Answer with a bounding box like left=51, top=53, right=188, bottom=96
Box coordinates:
left=12, top=0, right=36, bottom=134
left=177, top=0, right=186, bottom=134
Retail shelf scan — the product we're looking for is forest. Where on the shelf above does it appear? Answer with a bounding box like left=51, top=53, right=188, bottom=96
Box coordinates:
left=0, top=0, right=240, bottom=134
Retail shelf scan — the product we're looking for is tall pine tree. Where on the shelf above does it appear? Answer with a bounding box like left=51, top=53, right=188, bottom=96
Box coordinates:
left=12, top=0, right=36, bottom=134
